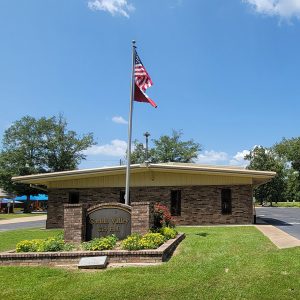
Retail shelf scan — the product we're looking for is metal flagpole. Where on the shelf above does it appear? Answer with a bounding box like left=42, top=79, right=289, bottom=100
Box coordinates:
left=125, top=40, right=136, bottom=206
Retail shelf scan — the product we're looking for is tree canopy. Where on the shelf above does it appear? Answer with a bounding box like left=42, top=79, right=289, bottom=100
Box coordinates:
left=245, top=146, right=286, bottom=205
left=0, top=115, right=95, bottom=209
left=130, top=130, right=201, bottom=164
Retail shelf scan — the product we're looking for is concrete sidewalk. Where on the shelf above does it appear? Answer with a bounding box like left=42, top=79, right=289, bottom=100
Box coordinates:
left=0, top=215, right=47, bottom=225
left=255, top=224, right=300, bottom=249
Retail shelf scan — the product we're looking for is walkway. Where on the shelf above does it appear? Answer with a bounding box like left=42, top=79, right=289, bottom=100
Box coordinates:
left=255, top=224, right=300, bottom=249
left=0, top=215, right=47, bottom=231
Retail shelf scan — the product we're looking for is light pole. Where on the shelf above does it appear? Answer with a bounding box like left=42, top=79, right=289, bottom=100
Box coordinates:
left=144, top=132, right=150, bottom=162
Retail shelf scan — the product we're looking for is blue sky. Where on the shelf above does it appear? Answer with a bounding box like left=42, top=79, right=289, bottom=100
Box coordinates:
left=1, top=0, right=300, bottom=169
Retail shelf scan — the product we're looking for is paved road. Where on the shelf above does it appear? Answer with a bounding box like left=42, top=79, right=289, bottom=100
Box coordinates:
left=256, top=207, right=300, bottom=240
left=0, top=220, right=46, bottom=232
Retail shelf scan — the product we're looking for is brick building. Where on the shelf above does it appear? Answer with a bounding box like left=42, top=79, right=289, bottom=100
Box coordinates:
left=13, top=163, right=275, bottom=228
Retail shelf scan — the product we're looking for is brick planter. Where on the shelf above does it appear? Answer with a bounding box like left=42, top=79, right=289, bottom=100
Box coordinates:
left=0, top=233, right=185, bottom=267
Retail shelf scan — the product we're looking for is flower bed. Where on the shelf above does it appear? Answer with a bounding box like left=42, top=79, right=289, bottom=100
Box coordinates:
left=0, top=233, right=185, bottom=267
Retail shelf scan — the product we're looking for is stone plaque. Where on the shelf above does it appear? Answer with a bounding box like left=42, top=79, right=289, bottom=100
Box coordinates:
left=78, top=256, right=108, bottom=269
left=86, top=205, right=131, bottom=240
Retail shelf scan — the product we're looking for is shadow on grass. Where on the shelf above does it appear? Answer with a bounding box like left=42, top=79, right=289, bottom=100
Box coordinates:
left=195, top=232, right=208, bottom=237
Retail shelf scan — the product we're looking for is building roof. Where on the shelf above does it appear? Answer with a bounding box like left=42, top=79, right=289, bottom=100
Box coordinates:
left=12, top=162, right=276, bottom=188
left=0, top=188, right=10, bottom=199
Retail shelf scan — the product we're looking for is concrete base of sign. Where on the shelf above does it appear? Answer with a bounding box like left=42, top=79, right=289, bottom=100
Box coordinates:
left=78, top=256, right=108, bottom=269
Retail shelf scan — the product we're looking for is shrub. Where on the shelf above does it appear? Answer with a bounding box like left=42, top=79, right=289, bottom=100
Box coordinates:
left=16, top=239, right=44, bottom=252
left=139, top=233, right=165, bottom=249
left=38, top=238, right=65, bottom=252
left=82, top=235, right=118, bottom=251
left=153, top=203, right=175, bottom=229
left=16, top=235, right=74, bottom=252
left=160, top=227, right=178, bottom=240
left=121, top=234, right=143, bottom=250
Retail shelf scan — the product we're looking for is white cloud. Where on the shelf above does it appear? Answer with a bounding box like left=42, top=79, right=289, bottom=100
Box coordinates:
left=229, top=150, right=250, bottom=166
left=112, top=116, right=128, bottom=125
left=84, top=139, right=127, bottom=156
left=196, top=149, right=251, bottom=167
left=244, top=0, right=300, bottom=20
left=88, top=0, right=135, bottom=18
left=197, top=150, right=229, bottom=164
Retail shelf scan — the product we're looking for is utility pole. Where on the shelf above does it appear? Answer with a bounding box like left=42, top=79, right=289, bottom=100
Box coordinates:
left=144, top=131, right=150, bottom=162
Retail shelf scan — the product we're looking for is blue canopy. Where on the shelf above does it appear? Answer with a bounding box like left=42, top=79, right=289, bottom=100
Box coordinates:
left=15, top=194, right=48, bottom=201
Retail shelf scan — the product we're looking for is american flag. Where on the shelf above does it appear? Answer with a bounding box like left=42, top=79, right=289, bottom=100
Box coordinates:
left=134, top=50, right=153, bottom=92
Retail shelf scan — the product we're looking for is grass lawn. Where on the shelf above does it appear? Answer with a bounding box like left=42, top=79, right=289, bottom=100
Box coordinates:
left=0, top=226, right=299, bottom=300
left=0, top=228, right=61, bottom=252
left=0, top=213, right=46, bottom=220
left=272, top=202, right=300, bottom=208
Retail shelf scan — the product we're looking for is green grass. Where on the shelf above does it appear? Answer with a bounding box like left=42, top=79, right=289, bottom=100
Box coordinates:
left=0, top=213, right=46, bottom=220
left=0, top=226, right=299, bottom=300
left=0, top=228, right=61, bottom=252
left=272, top=202, right=300, bottom=208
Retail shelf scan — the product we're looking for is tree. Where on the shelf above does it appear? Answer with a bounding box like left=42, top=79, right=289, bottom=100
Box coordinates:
left=130, top=140, right=156, bottom=164
left=274, top=137, right=300, bottom=202
left=284, top=169, right=300, bottom=202
left=130, top=130, right=201, bottom=164
left=0, top=115, right=95, bottom=212
left=245, top=146, right=286, bottom=205
left=275, top=137, right=300, bottom=172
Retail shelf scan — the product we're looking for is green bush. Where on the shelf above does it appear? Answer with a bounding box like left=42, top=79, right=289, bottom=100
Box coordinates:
left=16, top=234, right=74, bottom=252
left=160, top=227, right=178, bottom=240
left=16, top=239, right=44, bottom=252
left=121, top=234, right=143, bottom=250
left=38, top=238, right=65, bottom=252
left=139, top=233, right=166, bottom=249
left=82, top=235, right=117, bottom=251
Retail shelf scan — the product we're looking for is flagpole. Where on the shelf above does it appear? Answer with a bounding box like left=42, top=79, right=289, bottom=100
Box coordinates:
left=125, top=40, right=136, bottom=206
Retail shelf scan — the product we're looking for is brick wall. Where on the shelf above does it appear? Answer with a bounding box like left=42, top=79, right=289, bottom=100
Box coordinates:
left=131, top=202, right=154, bottom=235
left=63, top=204, right=87, bottom=244
left=47, top=185, right=253, bottom=228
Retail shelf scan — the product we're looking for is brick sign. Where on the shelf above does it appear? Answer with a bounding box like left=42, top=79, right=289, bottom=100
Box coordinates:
left=86, top=204, right=131, bottom=240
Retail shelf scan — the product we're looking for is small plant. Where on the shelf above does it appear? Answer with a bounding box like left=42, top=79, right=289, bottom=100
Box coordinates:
left=82, top=235, right=118, bottom=251
left=153, top=203, right=175, bottom=229
left=16, top=239, right=44, bottom=252
left=160, top=227, right=178, bottom=240
left=16, top=234, right=74, bottom=252
left=121, top=234, right=143, bottom=250
left=139, top=233, right=166, bottom=249
left=39, top=238, right=65, bottom=252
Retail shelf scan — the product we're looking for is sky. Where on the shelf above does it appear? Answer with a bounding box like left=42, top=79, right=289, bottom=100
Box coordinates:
left=1, top=0, right=300, bottom=169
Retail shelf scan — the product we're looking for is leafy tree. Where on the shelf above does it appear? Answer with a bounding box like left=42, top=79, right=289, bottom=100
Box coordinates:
left=275, top=137, right=300, bottom=172
left=130, top=140, right=156, bottom=164
left=245, top=146, right=286, bottom=205
left=284, top=169, right=300, bottom=202
left=274, top=137, right=300, bottom=202
left=0, top=115, right=95, bottom=212
left=152, top=130, right=201, bottom=163
left=130, top=130, right=201, bottom=164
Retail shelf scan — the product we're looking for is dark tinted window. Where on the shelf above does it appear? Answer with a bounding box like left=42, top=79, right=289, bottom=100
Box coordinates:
left=120, top=191, right=130, bottom=204
left=69, top=192, right=79, bottom=204
left=171, top=190, right=181, bottom=216
left=221, top=189, right=232, bottom=214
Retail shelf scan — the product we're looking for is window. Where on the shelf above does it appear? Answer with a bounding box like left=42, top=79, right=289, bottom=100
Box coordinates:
left=69, top=192, right=79, bottom=204
left=171, top=190, right=181, bottom=216
left=221, top=189, right=232, bottom=214
left=120, top=191, right=130, bottom=204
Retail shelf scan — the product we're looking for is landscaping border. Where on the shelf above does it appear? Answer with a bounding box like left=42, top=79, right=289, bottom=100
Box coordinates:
left=0, top=233, right=185, bottom=267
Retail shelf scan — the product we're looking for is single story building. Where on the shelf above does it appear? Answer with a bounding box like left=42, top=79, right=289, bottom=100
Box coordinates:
left=12, top=162, right=276, bottom=228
